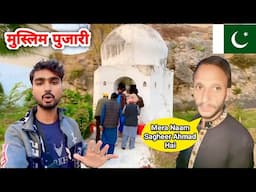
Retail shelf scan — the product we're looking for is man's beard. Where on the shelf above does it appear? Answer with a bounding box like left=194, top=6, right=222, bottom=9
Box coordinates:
left=197, top=102, right=225, bottom=121
left=37, top=93, right=60, bottom=110
left=38, top=100, right=59, bottom=110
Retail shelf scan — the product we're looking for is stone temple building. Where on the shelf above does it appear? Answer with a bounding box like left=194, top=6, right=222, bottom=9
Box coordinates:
left=93, top=24, right=174, bottom=124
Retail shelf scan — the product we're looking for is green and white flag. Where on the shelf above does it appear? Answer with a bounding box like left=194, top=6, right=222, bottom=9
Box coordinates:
left=213, top=24, right=256, bottom=54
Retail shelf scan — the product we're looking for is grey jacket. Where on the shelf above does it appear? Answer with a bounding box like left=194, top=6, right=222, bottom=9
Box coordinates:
left=0, top=107, right=86, bottom=168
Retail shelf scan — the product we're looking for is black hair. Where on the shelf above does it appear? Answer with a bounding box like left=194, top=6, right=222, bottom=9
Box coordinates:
left=29, top=59, right=64, bottom=84
left=193, top=55, right=232, bottom=88
left=111, top=92, right=118, bottom=99
left=129, top=84, right=138, bottom=94
left=117, top=82, right=126, bottom=91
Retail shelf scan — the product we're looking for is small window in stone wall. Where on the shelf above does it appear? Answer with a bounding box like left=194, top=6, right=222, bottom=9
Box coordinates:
left=143, top=81, right=147, bottom=87
left=154, top=82, right=157, bottom=88
left=103, top=81, right=107, bottom=86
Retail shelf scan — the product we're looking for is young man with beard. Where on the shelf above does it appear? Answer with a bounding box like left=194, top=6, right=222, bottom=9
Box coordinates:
left=176, top=55, right=254, bottom=168
left=0, top=60, right=117, bottom=168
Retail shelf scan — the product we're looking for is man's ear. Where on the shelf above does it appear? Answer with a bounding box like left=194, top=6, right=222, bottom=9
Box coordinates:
left=225, top=88, right=231, bottom=101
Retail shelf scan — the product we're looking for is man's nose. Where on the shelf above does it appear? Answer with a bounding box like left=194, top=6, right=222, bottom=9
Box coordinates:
left=201, top=88, right=211, bottom=103
left=43, top=82, right=52, bottom=91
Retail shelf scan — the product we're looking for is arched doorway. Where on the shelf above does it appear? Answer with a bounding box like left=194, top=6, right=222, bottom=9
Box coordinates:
left=114, top=76, right=136, bottom=93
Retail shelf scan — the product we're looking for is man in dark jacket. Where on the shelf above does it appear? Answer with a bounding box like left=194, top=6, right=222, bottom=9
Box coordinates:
left=94, top=93, right=109, bottom=142
left=176, top=55, right=254, bottom=168
left=0, top=60, right=117, bottom=168
left=100, top=92, right=121, bottom=154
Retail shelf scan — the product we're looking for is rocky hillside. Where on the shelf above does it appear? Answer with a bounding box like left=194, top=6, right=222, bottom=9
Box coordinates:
left=53, top=24, right=256, bottom=110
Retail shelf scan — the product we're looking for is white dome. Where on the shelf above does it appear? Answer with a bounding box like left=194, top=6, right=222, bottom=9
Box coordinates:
left=101, top=24, right=168, bottom=67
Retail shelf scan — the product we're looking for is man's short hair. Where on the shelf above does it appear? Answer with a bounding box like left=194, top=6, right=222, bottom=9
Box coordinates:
left=193, top=55, right=232, bottom=88
left=111, top=92, right=118, bottom=99
left=30, top=59, right=64, bottom=84
left=117, top=82, right=126, bottom=91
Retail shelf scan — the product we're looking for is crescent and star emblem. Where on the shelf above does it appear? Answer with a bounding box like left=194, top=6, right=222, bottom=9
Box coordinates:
left=231, top=31, right=248, bottom=49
